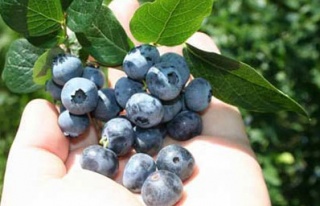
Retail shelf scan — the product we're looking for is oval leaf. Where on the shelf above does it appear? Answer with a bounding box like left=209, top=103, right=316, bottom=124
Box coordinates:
left=2, top=39, right=45, bottom=93
left=76, top=6, right=133, bottom=66
left=33, top=47, right=65, bottom=85
left=0, top=0, right=64, bottom=37
left=27, top=29, right=65, bottom=48
left=130, top=0, right=214, bottom=46
left=183, top=44, right=308, bottom=117
left=67, top=0, right=103, bottom=32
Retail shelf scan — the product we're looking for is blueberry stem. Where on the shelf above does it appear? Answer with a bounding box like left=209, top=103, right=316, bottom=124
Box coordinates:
left=99, top=138, right=109, bottom=148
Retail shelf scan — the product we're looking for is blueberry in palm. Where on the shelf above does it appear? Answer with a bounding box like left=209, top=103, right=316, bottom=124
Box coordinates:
left=81, top=145, right=119, bottom=179
left=52, top=54, right=83, bottom=86
left=167, top=110, right=202, bottom=141
left=125, top=93, right=164, bottom=128
left=141, top=170, right=183, bottom=206
left=61, top=77, right=99, bottom=115
left=123, top=44, right=160, bottom=80
left=100, top=117, right=134, bottom=156
left=114, top=77, right=145, bottom=108
left=156, top=144, right=195, bottom=181
left=122, top=153, right=156, bottom=193
left=58, top=110, right=90, bottom=138
left=184, top=77, right=212, bottom=112
left=133, top=127, right=163, bottom=156
left=91, top=88, right=122, bottom=122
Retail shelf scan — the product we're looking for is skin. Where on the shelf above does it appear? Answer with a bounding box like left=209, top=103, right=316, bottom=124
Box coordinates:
left=1, top=0, right=271, bottom=206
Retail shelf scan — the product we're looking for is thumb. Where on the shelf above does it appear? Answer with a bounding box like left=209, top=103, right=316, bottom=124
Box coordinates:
left=1, top=99, right=69, bottom=205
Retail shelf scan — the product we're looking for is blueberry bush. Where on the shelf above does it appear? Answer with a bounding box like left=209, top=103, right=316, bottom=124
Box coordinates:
left=0, top=0, right=318, bottom=205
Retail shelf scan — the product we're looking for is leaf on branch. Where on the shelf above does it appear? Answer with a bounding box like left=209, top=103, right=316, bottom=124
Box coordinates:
left=67, top=0, right=103, bottom=32
left=0, top=0, right=64, bottom=37
left=76, top=6, right=133, bottom=66
left=130, top=0, right=214, bottom=46
left=183, top=44, right=308, bottom=117
left=2, top=39, right=46, bottom=93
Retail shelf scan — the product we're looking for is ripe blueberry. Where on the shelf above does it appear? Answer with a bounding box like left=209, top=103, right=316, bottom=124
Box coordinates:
left=125, top=93, right=164, bottom=128
left=123, top=44, right=160, bottom=80
left=141, top=170, right=183, bottom=206
left=52, top=54, right=83, bottom=86
left=122, top=153, right=156, bottom=193
left=167, top=110, right=202, bottom=141
left=82, top=65, right=105, bottom=89
left=61, top=77, right=99, bottom=115
left=100, top=117, right=134, bottom=156
left=133, top=127, right=163, bottom=156
left=58, top=110, right=90, bottom=137
left=156, top=144, right=195, bottom=181
left=184, top=78, right=212, bottom=112
left=81, top=145, right=119, bottom=179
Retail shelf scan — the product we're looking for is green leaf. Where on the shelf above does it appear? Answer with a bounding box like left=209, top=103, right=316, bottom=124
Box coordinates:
left=27, top=29, right=65, bottom=48
left=183, top=44, right=308, bottom=117
left=33, top=47, right=65, bottom=85
left=0, top=0, right=64, bottom=37
left=76, top=6, right=132, bottom=66
left=2, top=39, right=45, bottom=93
left=130, top=0, right=214, bottom=46
left=67, top=0, right=103, bottom=32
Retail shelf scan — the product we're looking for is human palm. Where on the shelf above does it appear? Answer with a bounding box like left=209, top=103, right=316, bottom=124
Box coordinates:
left=1, top=1, right=271, bottom=206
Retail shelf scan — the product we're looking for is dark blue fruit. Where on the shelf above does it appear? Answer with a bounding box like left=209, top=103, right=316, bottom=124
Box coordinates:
left=123, top=44, right=160, bottom=80
left=100, top=117, right=134, bottom=156
left=122, top=153, right=156, bottom=193
left=167, top=110, right=202, bottom=141
left=81, top=145, right=119, bottom=179
left=114, top=77, right=145, bottom=108
left=133, top=127, right=163, bottom=156
left=82, top=66, right=105, bottom=89
left=146, top=62, right=183, bottom=101
left=160, top=52, right=190, bottom=86
left=61, top=77, right=99, bottom=115
left=184, top=78, right=212, bottom=112
left=91, top=88, right=122, bottom=122
left=52, top=54, right=83, bottom=86
left=161, top=96, right=183, bottom=123
left=156, top=144, right=195, bottom=181
left=141, top=170, right=183, bottom=206
left=58, top=110, right=90, bottom=137
left=45, top=79, right=62, bottom=101
left=125, top=93, right=164, bottom=128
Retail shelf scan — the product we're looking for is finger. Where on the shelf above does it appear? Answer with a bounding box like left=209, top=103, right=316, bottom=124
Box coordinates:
left=109, top=0, right=140, bottom=45
left=1, top=99, right=69, bottom=205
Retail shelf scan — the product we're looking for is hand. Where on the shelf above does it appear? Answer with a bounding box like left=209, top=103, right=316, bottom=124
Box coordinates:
left=1, top=0, right=271, bottom=205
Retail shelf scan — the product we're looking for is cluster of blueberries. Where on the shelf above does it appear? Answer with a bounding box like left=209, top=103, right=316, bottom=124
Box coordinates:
left=46, top=44, right=212, bottom=206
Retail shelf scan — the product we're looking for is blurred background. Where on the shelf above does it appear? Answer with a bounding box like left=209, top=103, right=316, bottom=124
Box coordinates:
left=0, top=0, right=319, bottom=205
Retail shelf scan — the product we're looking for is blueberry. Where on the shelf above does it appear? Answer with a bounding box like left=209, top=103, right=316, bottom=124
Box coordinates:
left=122, top=153, right=156, bottom=193
left=52, top=54, right=83, bottom=86
left=184, top=78, right=212, bottom=112
left=61, top=77, right=99, bottom=115
left=81, top=145, right=119, bottom=179
left=58, top=110, right=90, bottom=137
left=45, top=79, right=62, bottom=101
left=146, top=62, right=183, bottom=101
left=114, top=77, right=145, bottom=108
left=167, top=110, right=202, bottom=141
left=123, top=44, right=160, bottom=80
left=100, top=117, right=134, bottom=156
left=141, top=170, right=183, bottom=206
left=91, top=88, right=122, bottom=122
left=82, top=66, right=105, bottom=89
left=156, top=144, right=195, bottom=181
left=160, top=52, right=190, bottom=86
left=161, top=96, right=183, bottom=123
left=125, top=93, right=164, bottom=128
left=133, top=127, right=163, bottom=156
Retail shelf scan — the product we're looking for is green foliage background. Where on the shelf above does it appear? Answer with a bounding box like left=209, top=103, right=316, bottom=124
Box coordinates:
left=0, top=0, right=319, bottom=205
